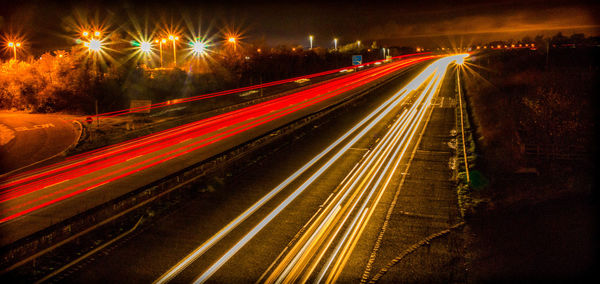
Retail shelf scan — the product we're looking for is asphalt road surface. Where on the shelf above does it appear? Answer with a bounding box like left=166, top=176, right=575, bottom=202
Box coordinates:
left=0, top=113, right=78, bottom=175
left=52, top=55, right=466, bottom=283
left=0, top=56, right=434, bottom=248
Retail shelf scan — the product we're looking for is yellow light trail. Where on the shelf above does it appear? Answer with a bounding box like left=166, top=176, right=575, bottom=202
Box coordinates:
left=155, top=55, right=468, bottom=283
left=262, top=55, right=465, bottom=283
left=154, top=58, right=427, bottom=284
left=269, top=74, right=434, bottom=283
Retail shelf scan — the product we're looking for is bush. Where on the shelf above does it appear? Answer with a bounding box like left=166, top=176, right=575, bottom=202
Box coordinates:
left=0, top=50, right=92, bottom=113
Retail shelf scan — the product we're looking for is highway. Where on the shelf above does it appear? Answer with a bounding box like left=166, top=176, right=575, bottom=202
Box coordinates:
left=158, top=55, right=466, bottom=284
left=0, top=54, right=434, bottom=247
left=45, top=54, right=466, bottom=283
left=22, top=54, right=470, bottom=284
left=258, top=57, right=450, bottom=284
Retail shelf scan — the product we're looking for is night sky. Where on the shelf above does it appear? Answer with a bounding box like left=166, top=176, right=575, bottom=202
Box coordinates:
left=1, top=0, right=598, bottom=56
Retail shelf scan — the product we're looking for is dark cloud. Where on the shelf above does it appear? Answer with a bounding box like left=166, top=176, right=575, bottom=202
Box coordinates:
left=1, top=0, right=598, bottom=55
left=367, top=5, right=599, bottom=47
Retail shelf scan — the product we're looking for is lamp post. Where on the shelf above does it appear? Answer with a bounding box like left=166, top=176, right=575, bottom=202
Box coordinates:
left=228, top=37, right=237, bottom=52
left=168, top=35, right=179, bottom=66
left=8, top=42, right=21, bottom=61
left=155, top=38, right=166, bottom=67
left=334, top=38, right=338, bottom=50
left=309, top=35, right=313, bottom=50
left=357, top=40, right=361, bottom=49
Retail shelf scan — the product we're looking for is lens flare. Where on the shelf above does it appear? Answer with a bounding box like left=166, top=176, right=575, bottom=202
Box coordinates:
left=191, top=41, right=207, bottom=55
left=140, top=41, right=152, bottom=53
left=88, top=39, right=102, bottom=52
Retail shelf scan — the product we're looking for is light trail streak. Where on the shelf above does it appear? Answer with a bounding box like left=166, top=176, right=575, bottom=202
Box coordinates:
left=89, top=53, right=432, bottom=119
left=1, top=56, right=427, bottom=193
left=273, top=67, right=442, bottom=284
left=0, top=53, right=429, bottom=187
left=154, top=56, right=432, bottom=284
left=176, top=55, right=467, bottom=284
left=0, top=56, right=433, bottom=224
left=268, top=90, right=431, bottom=281
left=271, top=56, right=460, bottom=284
left=322, top=68, right=446, bottom=284
left=185, top=54, right=466, bottom=283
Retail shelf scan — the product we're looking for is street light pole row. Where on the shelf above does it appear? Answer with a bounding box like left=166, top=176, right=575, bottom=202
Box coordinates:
left=307, top=35, right=362, bottom=51
left=154, top=38, right=167, bottom=67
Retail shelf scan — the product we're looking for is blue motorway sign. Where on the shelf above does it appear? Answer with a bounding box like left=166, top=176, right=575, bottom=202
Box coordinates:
left=352, top=55, right=362, bottom=66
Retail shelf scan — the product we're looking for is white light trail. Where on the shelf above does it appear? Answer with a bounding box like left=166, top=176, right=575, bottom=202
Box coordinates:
left=157, top=54, right=469, bottom=283
left=154, top=61, right=418, bottom=284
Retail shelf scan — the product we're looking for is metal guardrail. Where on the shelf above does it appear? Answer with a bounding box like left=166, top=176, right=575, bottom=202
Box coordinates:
left=456, top=69, right=470, bottom=182
left=34, top=217, right=144, bottom=283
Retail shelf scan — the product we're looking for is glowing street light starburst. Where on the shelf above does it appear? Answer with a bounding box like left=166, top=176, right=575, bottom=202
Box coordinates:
left=63, top=12, right=118, bottom=70
left=181, top=15, right=219, bottom=72
left=88, top=39, right=102, bottom=52
left=140, top=41, right=152, bottom=53
left=219, top=21, right=247, bottom=54
left=2, top=33, right=26, bottom=61
left=191, top=41, right=208, bottom=56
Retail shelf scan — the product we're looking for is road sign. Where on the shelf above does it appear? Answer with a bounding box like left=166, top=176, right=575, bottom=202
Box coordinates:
left=85, top=117, right=93, bottom=124
left=352, top=55, right=362, bottom=66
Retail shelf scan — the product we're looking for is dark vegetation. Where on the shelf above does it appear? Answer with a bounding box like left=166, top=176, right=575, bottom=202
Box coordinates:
left=0, top=46, right=387, bottom=114
left=461, top=38, right=597, bottom=281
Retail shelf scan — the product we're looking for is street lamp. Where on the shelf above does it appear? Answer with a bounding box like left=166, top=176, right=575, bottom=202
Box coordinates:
left=83, top=31, right=101, bottom=40
left=357, top=40, right=361, bottom=49
left=168, top=35, right=179, bottom=66
left=139, top=41, right=152, bottom=53
left=136, top=41, right=152, bottom=65
left=334, top=38, right=338, bottom=50
left=155, top=39, right=167, bottom=67
left=309, top=35, right=313, bottom=50
left=190, top=40, right=208, bottom=57
left=157, top=38, right=167, bottom=67
left=8, top=42, right=21, bottom=61
left=84, top=39, right=102, bottom=53
left=227, top=36, right=237, bottom=52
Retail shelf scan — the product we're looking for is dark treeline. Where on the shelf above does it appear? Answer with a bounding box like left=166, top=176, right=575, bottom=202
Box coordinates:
left=462, top=37, right=596, bottom=281
left=476, top=32, right=600, bottom=49
left=465, top=42, right=597, bottom=176
left=0, top=45, right=391, bottom=114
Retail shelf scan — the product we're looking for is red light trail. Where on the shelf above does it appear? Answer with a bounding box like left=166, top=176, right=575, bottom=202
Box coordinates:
left=0, top=54, right=435, bottom=224
left=89, top=53, right=432, bottom=118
